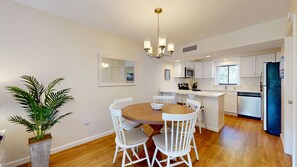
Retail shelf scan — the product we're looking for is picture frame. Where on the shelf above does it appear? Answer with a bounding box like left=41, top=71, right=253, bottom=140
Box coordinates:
left=164, top=69, right=170, bottom=80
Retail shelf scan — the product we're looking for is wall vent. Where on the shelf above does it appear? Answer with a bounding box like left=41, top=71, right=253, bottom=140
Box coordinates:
left=182, top=45, right=197, bottom=53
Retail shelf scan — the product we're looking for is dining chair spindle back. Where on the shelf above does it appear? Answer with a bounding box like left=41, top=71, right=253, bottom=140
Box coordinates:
left=151, top=110, right=199, bottom=167
left=153, top=95, right=176, bottom=104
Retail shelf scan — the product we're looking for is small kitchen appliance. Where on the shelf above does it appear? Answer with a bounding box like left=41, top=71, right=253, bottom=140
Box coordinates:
left=178, top=83, right=189, bottom=90
left=192, top=82, right=201, bottom=91
left=185, top=68, right=194, bottom=78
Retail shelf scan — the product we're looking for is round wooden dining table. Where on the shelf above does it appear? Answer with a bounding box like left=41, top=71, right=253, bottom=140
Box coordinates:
left=122, top=103, right=193, bottom=159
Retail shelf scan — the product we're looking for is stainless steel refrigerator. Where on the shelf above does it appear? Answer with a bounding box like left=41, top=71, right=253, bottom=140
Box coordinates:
left=260, top=62, right=281, bottom=135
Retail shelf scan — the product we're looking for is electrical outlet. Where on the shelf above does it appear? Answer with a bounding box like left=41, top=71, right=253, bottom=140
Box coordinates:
left=84, top=117, right=90, bottom=126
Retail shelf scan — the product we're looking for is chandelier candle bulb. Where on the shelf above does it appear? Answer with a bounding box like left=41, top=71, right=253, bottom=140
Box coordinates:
left=144, top=39, right=151, bottom=49
left=168, top=43, right=174, bottom=52
left=158, top=35, right=166, bottom=47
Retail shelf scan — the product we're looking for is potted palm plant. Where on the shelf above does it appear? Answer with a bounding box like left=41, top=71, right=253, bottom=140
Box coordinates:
left=7, top=75, right=73, bottom=167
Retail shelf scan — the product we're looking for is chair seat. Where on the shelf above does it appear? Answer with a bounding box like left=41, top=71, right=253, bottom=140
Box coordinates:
left=122, top=120, right=141, bottom=131
left=152, top=133, right=189, bottom=155
left=124, top=128, right=148, bottom=146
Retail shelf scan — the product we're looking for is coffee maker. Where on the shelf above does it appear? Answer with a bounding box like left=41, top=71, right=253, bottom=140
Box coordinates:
left=192, top=82, right=200, bottom=91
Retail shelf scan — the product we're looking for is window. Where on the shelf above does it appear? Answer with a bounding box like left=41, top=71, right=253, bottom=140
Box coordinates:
left=217, top=65, right=239, bottom=85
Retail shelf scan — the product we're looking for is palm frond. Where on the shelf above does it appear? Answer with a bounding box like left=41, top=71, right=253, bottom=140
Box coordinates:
left=45, top=78, right=64, bottom=103
left=20, top=75, right=45, bottom=103
left=45, top=88, right=74, bottom=110
left=9, top=115, right=36, bottom=132
left=7, top=86, right=38, bottom=112
left=44, top=112, right=72, bottom=130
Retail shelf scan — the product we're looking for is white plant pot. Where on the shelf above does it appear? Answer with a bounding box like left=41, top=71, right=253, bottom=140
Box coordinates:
left=29, top=134, right=52, bottom=167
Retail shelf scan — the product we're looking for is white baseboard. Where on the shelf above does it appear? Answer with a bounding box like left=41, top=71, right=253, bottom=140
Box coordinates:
left=6, top=130, right=114, bottom=167
left=224, top=112, right=237, bottom=116
left=196, top=122, right=224, bottom=133
left=280, top=133, right=293, bottom=155
left=206, top=125, right=220, bottom=132
left=6, top=156, right=30, bottom=167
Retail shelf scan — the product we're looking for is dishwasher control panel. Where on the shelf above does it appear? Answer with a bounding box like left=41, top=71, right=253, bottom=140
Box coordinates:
left=237, top=92, right=261, bottom=97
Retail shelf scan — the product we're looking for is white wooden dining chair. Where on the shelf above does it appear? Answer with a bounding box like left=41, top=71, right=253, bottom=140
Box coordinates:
left=111, top=97, right=142, bottom=164
left=185, top=99, right=201, bottom=161
left=113, top=97, right=141, bottom=130
left=151, top=110, right=198, bottom=167
left=153, top=95, right=176, bottom=104
left=109, top=103, right=151, bottom=167
left=188, top=94, right=207, bottom=132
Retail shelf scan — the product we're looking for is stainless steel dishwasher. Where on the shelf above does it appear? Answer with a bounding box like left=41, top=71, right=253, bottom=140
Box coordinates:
left=237, top=92, right=261, bottom=119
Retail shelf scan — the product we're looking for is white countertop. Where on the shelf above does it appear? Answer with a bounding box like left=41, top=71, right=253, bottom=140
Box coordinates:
left=201, top=89, right=260, bottom=93
left=159, top=89, right=225, bottom=97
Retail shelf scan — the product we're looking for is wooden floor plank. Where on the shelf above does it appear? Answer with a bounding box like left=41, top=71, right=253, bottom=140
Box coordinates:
left=18, top=115, right=292, bottom=167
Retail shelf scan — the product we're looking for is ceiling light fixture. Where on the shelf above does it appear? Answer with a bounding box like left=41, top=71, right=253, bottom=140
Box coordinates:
left=144, top=8, right=174, bottom=58
left=206, top=55, right=211, bottom=58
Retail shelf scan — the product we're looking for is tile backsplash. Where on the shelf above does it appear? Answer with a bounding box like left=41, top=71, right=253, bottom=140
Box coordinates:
left=192, top=77, right=260, bottom=91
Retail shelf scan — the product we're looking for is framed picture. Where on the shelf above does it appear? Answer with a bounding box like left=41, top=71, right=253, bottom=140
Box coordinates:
left=164, top=69, right=170, bottom=80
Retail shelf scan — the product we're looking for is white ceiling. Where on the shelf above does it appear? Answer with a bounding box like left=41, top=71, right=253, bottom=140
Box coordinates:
left=13, top=0, right=291, bottom=59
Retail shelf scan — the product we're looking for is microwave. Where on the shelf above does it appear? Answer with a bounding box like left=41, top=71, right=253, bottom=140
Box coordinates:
left=185, top=67, right=194, bottom=78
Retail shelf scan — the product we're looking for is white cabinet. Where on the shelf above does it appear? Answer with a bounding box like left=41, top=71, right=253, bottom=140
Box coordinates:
left=0, top=130, right=6, bottom=167
left=255, top=54, right=275, bottom=76
left=174, top=62, right=184, bottom=77
left=203, top=61, right=214, bottom=78
left=223, top=92, right=237, bottom=115
left=194, top=61, right=214, bottom=78
left=194, top=62, right=203, bottom=78
left=240, top=54, right=275, bottom=77
left=240, top=56, right=256, bottom=77
left=174, top=61, right=194, bottom=77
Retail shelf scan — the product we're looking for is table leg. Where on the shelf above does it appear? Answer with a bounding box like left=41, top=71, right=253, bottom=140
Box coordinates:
left=137, top=124, right=163, bottom=160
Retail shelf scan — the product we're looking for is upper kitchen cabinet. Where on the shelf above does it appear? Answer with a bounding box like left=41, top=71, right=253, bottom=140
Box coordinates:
left=194, top=61, right=214, bottom=78
left=240, top=56, right=256, bottom=77
left=255, top=53, right=275, bottom=76
left=194, top=62, right=203, bottom=78
left=203, top=61, right=214, bottom=78
left=240, top=54, right=275, bottom=77
left=174, top=61, right=194, bottom=77
left=174, top=62, right=183, bottom=77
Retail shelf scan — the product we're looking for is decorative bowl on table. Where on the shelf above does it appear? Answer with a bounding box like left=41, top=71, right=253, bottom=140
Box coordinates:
left=151, top=103, right=164, bottom=110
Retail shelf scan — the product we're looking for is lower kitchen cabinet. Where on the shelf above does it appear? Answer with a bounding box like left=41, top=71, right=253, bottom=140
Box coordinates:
left=224, top=92, right=237, bottom=115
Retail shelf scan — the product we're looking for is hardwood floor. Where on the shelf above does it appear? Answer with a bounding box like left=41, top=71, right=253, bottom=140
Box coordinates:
left=18, top=115, right=292, bottom=167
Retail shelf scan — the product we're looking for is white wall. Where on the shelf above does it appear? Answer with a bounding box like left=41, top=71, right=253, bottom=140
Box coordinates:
left=0, top=0, right=169, bottom=166
left=174, top=18, right=286, bottom=61
left=282, top=37, right=293, bottom=155
left=288, top=0, right=297, bottom=166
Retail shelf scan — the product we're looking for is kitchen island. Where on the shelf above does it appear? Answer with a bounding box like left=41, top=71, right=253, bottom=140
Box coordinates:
left=159, top=89, right=225, bottom=132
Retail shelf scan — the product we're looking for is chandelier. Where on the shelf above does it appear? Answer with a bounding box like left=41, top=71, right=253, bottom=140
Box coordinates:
left=143, top=8, right=174, bottom=58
